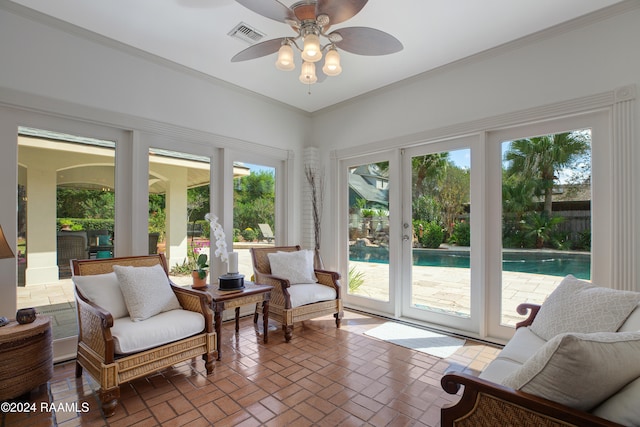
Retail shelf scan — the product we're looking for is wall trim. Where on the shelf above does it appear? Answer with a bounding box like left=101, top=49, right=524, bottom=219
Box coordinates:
left=335, top=85, right=634, bottom=159
left=0, top=86, right=290, bottom=161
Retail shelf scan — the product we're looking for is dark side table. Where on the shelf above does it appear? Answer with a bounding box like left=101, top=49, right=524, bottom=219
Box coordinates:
left=0, top=316, right=53, bottom=401
left=198, top=282, right=272, bottom=360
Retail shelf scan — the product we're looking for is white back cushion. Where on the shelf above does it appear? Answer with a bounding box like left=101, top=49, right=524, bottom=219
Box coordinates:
left=73, top=272, right=128, bottom=319
left=530, top=275, right=640, bottom=340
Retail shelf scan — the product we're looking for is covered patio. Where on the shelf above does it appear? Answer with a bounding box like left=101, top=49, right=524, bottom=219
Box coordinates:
left=18, top=129, right=250, bottom=287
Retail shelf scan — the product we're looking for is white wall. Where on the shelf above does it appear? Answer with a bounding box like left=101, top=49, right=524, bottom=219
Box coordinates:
left=311, top=6, right=640, bottom=275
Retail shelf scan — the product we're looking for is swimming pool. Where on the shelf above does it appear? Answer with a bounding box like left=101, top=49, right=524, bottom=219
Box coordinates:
left=349, top=246, right=591, bottom=280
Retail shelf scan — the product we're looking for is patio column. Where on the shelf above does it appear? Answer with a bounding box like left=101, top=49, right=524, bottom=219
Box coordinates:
left=165, top=167, right=188, bottom=269
left=25, top=164, right=58, bottom=284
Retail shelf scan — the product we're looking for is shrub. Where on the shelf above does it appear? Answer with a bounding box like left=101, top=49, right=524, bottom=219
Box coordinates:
left=241, top=227, right=258, bottom=242
left=414, top=220, right=444, bottom=248
left=449, top=221, right=471, bottom=246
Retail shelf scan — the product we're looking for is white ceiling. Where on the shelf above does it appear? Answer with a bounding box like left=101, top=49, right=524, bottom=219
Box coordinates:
left=8, top=0, right=624, bottom=112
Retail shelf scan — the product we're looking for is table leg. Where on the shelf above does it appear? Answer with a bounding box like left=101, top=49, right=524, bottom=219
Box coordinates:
left=262, top=300, right=269, bottom=344
left=214, top=309, right=222, bottom=360
left=235, top=307, right=240, bottom=333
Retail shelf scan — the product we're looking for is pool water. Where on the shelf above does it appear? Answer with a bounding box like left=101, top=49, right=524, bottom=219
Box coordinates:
left=349, top=246, right=591, bottom=280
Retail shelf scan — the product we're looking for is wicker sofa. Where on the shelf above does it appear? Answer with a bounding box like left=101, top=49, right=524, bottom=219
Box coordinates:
left=442, top=275, right=640, bottom=427
left=72, top=254, right=216, bottom=417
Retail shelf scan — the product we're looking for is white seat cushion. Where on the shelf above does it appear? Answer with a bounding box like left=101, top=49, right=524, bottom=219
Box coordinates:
left=111, top=309, right=205, bottom=354
left=479, top=358, right=524, bottom=384
left=593, top=376, right=640, bottom=425
left=497, top=327, right=547, bottom=365
left=288, top=283, right=337, bottom=308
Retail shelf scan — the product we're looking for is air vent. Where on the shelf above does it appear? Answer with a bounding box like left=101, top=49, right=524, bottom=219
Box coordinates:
left=228, top=22, right=266, bottom=45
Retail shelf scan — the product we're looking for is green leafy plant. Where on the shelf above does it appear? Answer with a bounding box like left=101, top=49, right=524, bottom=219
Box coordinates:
left=348, top=266, right=365, bottom=293
left=193, top=253, right=208, bottom=279
left=520, top=211, right=565, bottom=249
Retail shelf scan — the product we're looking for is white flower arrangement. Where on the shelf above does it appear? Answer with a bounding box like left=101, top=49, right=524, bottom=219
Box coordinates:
left=204, top=213, right=228, bottom=263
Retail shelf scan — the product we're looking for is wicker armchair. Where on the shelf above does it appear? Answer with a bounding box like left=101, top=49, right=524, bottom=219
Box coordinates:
left=72, top=254, right=216, bottom=417
left=250, top=245, right=343, bottom=342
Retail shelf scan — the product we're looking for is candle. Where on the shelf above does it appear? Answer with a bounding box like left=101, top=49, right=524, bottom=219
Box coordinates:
left=227, top=251, right=238, bottom=274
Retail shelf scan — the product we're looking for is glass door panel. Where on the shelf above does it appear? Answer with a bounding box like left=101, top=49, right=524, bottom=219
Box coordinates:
left=148, top=148, right=210, bottom=286
left=233, top=162, right=276, bottom=279
left=17, top=126, right=116, bottom=341
left=347, top=161, right=390, bottom=302
left=405, top=148, right=471, bottom=319
left=500, top=130, right=592, bottom=326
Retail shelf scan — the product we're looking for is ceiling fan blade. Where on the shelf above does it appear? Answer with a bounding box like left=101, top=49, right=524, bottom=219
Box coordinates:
left=316, top=0, right=368, bottom=26
left=235, top=0, right=295, bottom=23
left=231, top=38, right=285, bottom=62
left=333, top=27, right=403, bottom=56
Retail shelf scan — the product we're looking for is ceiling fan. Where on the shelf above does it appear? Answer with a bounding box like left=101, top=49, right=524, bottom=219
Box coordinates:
left=231, top=0, right=403, bottom=85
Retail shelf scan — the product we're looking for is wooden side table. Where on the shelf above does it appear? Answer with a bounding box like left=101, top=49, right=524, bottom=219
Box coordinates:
left=0, top=316, right=53, bottom=401
left=199, top=282, right=273, bottom=360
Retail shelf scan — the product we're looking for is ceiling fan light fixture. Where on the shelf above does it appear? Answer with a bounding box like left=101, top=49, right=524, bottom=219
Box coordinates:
left=301, top=33, right=322, bottom=63
left=322, top=48, right=342, bottom=76
left=299, top=61, right=317, bottom=84
left=275, top=43, right=295, bottom=71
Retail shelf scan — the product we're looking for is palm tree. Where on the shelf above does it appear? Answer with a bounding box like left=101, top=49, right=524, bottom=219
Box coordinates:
left=504, top=132, right=590, bottom=216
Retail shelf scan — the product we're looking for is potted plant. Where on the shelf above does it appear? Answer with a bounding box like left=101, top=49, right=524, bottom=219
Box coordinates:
left=191, top=253, right=208, bottom=289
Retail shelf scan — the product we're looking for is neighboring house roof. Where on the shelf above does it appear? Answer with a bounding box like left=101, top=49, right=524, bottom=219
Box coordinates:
left=349, top=173, right=388, bottom=206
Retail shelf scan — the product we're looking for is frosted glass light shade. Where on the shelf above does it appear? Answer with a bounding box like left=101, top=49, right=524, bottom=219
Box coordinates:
left=301, top=33, right=322, bottom=63
left=275, top=43, right=295, bottom=71
left=299, top=61, right=317, bottom=84
left=322, top=48, right=342, bottom=76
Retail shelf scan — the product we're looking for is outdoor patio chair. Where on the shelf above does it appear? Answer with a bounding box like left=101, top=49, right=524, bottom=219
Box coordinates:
left=57, top=231, right=88, bottom=277
left=258, top=223, right=275, bottom=242
left=148, top=232, right=160, bottom=254
left=250, top=245, right=343, bottom=342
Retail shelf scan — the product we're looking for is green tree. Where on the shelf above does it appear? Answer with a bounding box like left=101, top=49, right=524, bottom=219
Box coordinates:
left=504, top=132, right=590, bottom=216
left=438, top=166, right=469, bottom=236
left=234, top=171, right=275, bottom=232
left=57, top=188, right=114, bottom=219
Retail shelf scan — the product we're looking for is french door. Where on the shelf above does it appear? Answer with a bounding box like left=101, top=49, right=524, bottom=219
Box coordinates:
left=401, top=136, right=480, bottom=332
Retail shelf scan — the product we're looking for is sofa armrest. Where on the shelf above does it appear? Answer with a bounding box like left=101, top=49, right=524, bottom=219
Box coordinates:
left=515, top=303, right=541, bottom=329
left=171, top=283, right=214, bottom=333
left=75, top=290, right=115, bottom=363
left=441, top=371, right=622, bottom=427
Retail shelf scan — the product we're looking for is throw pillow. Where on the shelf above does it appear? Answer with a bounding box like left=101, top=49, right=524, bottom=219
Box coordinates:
left=267, top=250, right=317, bottom=284
left=72, top=272, right=129, bottom=319
left=501, top=331, right=640, bottom=412
left=114, top=264, right=181, bottom=321
left=530, top=275, right=640, bottom=340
